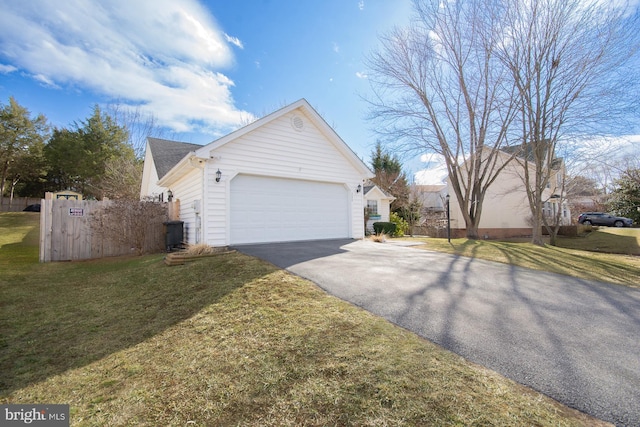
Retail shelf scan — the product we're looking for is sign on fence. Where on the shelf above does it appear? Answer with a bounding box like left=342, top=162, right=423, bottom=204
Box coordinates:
left=68, top=208, right=84, bottom=217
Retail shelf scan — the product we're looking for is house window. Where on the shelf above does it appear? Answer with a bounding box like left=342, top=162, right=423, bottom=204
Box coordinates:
left=367, top=200, right=378, bottom=215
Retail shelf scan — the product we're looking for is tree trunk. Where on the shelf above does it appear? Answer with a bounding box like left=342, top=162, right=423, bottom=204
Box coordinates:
left=530, top=202, right=545, bottom=246
left=465, top=225, right=479, bottom=239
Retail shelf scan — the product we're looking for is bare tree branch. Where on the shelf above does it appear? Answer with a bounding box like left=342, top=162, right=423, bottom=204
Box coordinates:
left=366, top=0, right=520, bottom=238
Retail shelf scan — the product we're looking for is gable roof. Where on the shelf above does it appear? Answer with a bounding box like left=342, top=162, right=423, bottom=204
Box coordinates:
left=196, top=98, right=374, bottom=178
left=364, top=184, right=395, bottom=200
left=147, top=137, right=202, bottom=179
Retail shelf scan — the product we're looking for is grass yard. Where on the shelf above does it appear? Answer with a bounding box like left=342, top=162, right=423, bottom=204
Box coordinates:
left=400, top=228, right=640, bottom=288
left=557, top=227, right=640, bottom=255
left=0, top=212, right=610, bottom=426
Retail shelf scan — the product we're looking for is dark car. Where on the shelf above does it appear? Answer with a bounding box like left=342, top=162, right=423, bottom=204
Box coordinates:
left=577, top=212, right=633, bottom=227
left=23, top=204, right=41, bottom=212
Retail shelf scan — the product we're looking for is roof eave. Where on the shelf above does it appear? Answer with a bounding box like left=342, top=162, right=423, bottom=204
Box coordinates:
left=157, top=152, right=204, bottom=187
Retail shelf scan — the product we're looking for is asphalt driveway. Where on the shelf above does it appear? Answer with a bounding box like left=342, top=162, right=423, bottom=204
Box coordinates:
left=236, top=239, right=640, bottom=427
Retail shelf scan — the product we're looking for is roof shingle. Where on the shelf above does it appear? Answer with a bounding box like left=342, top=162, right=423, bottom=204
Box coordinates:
left=148, top=137, right=202, bottom=179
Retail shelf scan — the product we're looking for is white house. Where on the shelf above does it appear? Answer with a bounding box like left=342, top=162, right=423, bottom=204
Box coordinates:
left=447, top=148, right=571, bottom=238
left=363, top=184, right=395, bottom=233
left=414, top=184, right=447, bottom=213
left=140, top=99, right=374, bottom=246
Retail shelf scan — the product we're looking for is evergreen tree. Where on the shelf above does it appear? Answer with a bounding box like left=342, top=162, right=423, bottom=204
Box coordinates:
left=45, top=105, right=133, bottom=198
left=607, top=168, right=640, bottom=223
left=370, top=142, right=409, bottom=211
left=0, top=97, right=49, bottom=202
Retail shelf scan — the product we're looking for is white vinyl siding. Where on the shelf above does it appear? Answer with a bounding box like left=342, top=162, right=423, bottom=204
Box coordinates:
left=169, top=167, right=203, bottom=245
left=140, top=142, right=165, bottom=199
left=148, top=101, right=372, bottom=247
left=199, top=108, right=366, bottom=246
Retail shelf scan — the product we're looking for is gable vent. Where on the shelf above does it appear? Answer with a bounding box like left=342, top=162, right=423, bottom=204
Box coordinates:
left=291, top=115, right=305, bottom=131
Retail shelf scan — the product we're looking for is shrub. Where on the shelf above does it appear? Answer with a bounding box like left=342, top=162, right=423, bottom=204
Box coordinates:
left=369, top=232, right=387, bottom=243
left=390, top=212, right=409, bottom=237
left=373, top=222, right=396, bottom=236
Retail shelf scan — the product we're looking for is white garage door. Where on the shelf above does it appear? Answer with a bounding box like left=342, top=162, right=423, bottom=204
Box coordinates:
left=230, top=174, right=350, bottom=244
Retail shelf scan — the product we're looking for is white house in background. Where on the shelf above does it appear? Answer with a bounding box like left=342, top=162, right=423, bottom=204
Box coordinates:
left=140, top=99, right=374, bottom=246
left=363, top=184, right=395, bottom=233
left=447, top=148, right=571, bottom=239
left=414, top=184, right=447, bottom=213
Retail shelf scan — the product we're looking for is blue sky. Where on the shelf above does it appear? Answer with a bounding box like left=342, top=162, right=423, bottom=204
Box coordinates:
left=1, top=0, right=637, bottom=186
left=0, top=0, right=445, bottom=178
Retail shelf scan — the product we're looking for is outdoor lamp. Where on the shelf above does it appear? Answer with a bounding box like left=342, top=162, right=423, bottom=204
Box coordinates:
left=445, top=194, right=451, bottom=243
left=216, top=169, right=222, bottom=183
left=167, top=189, right=173, bottom=202
left=356, top=184, right=362, bottom=193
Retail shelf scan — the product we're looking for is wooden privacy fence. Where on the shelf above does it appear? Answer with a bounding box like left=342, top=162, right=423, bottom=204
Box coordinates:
left=0, top=196, right=41, bottom=212
left=39, top=198, right=179, bottom=262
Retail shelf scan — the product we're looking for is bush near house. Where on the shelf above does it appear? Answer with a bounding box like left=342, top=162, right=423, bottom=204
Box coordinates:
left=390, top=211, right=409, bottom=236
left=373, top=214, right=410, bottom=237
left=373, top=221, right=397, bottom=236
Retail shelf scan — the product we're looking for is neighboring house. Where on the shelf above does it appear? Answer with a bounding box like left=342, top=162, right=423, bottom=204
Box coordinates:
left=140, top=99, right=374, bottom=246
left=412, top=184, right=448, bottom=232
left=414, top=184, right=447, bottom=213
left=447, top=148, right=571, bottom=239
left=363, top=184, right=395, bottom=233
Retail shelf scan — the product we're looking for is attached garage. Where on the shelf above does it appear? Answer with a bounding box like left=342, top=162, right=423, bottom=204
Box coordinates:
left=145, top=99, right=374, bottom=247
left=230, top=175, right=349, bottom=244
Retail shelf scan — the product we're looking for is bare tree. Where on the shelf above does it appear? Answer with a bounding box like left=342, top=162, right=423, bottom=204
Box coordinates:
left=93, top=155, right=143, bottom=200
left=106, top=103, right=169, bottom=158
left=366, top=0, right=520, bottom=239
left=497, top=0, right=640, bottom=245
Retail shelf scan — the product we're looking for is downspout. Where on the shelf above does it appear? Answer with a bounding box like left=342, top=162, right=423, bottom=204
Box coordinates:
left=190, top=156, right=206, bottom=245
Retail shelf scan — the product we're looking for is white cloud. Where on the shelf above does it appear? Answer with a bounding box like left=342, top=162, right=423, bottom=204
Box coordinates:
left=33, top=74, right=60, bottom=89
left=0, top=0, right=254, bottom=133
left=415, top=153, right=448, bottom=185
left=333, top=42, right=340, bottom=53
left=224, top=33, right=244, bottom=49
left=0, top=64, right=17, bottom=74
left=358, top=1, right=365, bottom=11
left=355, top=71, right=368, bottom=79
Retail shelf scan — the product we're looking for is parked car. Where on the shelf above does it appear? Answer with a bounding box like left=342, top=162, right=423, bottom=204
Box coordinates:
left=23, top=204, right=41, bottom=212
left=577, top=212, right=633, bottom=227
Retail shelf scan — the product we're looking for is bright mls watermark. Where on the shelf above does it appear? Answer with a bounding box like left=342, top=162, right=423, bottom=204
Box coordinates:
left=1, top=405, right=69, bottom=426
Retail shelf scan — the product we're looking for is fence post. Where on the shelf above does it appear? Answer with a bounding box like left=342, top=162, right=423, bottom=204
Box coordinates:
left=39, top=194, right=53, bottom=262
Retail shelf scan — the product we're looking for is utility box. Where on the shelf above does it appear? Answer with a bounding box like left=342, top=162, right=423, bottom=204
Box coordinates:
left=163, top=220, right=184, bottom=251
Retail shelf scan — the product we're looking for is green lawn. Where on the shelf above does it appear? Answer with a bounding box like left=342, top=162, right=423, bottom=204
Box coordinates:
left=0, top=212, right=610, bottom=426
left=558, top=227, right=640, bottom=255
left=398, top=228, right=640, bottom=288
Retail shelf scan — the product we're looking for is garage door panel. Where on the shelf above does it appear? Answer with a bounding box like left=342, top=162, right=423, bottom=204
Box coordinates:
left=231, top=175, right=349, bottom=244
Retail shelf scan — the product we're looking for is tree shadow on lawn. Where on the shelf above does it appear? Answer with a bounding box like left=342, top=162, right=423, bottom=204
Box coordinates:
left=557, top=228, right=640, bottom=256
left=0, top=251, right=275, bottom=396
left=492, top=241, right=639, bottom=287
